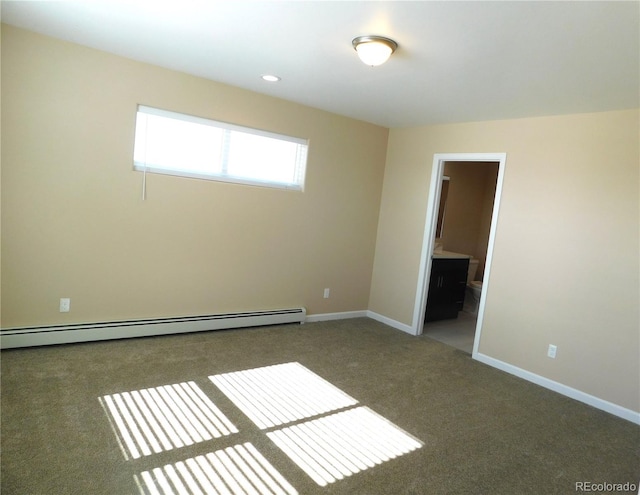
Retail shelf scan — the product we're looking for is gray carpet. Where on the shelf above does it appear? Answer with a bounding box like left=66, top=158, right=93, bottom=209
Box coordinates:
left=1, top=318, right=638, bottom=494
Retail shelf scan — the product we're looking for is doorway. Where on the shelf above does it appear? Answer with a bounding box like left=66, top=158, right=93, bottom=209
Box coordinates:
left=411, top=153, right=506, bottom=358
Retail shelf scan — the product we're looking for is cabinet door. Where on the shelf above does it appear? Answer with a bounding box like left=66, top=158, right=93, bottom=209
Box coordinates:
left=443, top=259, right=468, bottom=310
left=425, top=258, right=469, bottom=321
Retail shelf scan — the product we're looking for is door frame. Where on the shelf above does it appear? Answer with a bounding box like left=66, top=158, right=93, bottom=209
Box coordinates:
left=411, top=153, right=507, bottom=357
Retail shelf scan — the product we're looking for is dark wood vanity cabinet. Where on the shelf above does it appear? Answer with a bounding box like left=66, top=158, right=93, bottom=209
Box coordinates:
left=425, top=258, right=469, bottom=322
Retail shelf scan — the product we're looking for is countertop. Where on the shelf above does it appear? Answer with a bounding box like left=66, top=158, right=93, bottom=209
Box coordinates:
left=433, top=250, right=472, bottom=259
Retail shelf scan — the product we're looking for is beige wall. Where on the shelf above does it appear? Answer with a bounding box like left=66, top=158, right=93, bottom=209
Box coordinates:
left=369, top=109, right=640, bottom=412
left=1, top=25, right=388, bottom=327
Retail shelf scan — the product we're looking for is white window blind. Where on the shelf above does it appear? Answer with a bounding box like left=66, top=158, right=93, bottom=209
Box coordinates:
left=133, top=105, right=308, bottom=191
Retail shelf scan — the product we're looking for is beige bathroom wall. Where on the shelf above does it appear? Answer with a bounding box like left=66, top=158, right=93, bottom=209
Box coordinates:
left=440, top=161, right=498, bottom=278
left=1, top=25, right=388, bottom=327
left=370, top=109, right=640, bottom=412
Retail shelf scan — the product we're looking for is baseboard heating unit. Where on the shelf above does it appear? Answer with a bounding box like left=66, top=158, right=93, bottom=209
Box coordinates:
left=0, top=308, right=307, bottom=349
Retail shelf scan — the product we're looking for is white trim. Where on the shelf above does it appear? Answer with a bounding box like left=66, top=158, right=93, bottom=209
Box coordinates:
left=412, top=159, right=445, bottom=332
left=412, top=153, right=507, bottom=344
left=305, top=311, right=368, bottom=323
left=306, top=310, right=417, bottom=335
left=475, top=352, right=640, bottom=425
left=366, top=311, right=415, bottom=335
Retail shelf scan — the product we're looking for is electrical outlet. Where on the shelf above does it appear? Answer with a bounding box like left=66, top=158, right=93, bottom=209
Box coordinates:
left=323, top=288, right=330, bottom=299
left=547, top=344, right=557, bottom=359
left=59, top=298, right=70, bottom=313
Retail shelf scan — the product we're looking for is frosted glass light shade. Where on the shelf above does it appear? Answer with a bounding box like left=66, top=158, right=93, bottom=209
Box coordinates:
left=352, top=36, right=398, bottom=66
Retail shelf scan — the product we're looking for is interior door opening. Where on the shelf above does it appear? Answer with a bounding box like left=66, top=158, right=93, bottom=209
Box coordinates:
left=412, top=153, right=506, bottom=358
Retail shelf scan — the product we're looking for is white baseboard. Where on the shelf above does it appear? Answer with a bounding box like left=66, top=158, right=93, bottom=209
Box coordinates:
left=305, top=310, right=415, bottom=335
left=474, top=352, right=640, bottom=425
left=305, top=310, right=368, bottom=323
left=365, top=311, right=416, bottom=335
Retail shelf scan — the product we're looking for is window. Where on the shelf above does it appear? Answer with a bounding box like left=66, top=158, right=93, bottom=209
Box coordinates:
left=133, top=105, right=308, bottom=191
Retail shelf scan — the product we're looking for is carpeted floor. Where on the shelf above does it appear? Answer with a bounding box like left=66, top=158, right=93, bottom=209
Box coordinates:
left=1, top=318, right=638, bottom=494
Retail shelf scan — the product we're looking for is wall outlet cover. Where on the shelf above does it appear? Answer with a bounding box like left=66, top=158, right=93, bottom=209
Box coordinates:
left=59, top=298, right=70, bottom=312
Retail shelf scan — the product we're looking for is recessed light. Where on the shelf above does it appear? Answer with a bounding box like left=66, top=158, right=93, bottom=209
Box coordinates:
left=261, top=74, right=281, bottom=82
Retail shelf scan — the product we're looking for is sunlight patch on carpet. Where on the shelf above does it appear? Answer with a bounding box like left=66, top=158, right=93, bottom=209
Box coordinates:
left=101, top=362, right=423, bottom=491
left=267, top=407, right=423, bottom=486
left=209, top=362, right=358, bottom=429
left=100, top=381, right=238, bottom=460
left=135, top=442, right=298, bottom=495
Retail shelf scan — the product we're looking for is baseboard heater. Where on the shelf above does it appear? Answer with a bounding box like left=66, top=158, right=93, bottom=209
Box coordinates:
left=0, top=308, right=307, bottom=349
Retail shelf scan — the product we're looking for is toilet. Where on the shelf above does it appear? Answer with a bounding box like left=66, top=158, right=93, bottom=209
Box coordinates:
left=464, top=258, right=483, bottom=315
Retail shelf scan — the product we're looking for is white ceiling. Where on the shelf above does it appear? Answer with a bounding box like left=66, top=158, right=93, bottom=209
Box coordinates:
left=2, top=1, right=638, bottom=128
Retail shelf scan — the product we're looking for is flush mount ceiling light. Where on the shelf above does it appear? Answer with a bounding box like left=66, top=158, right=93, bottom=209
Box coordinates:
left=352, top=35, right=398, bottom=66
